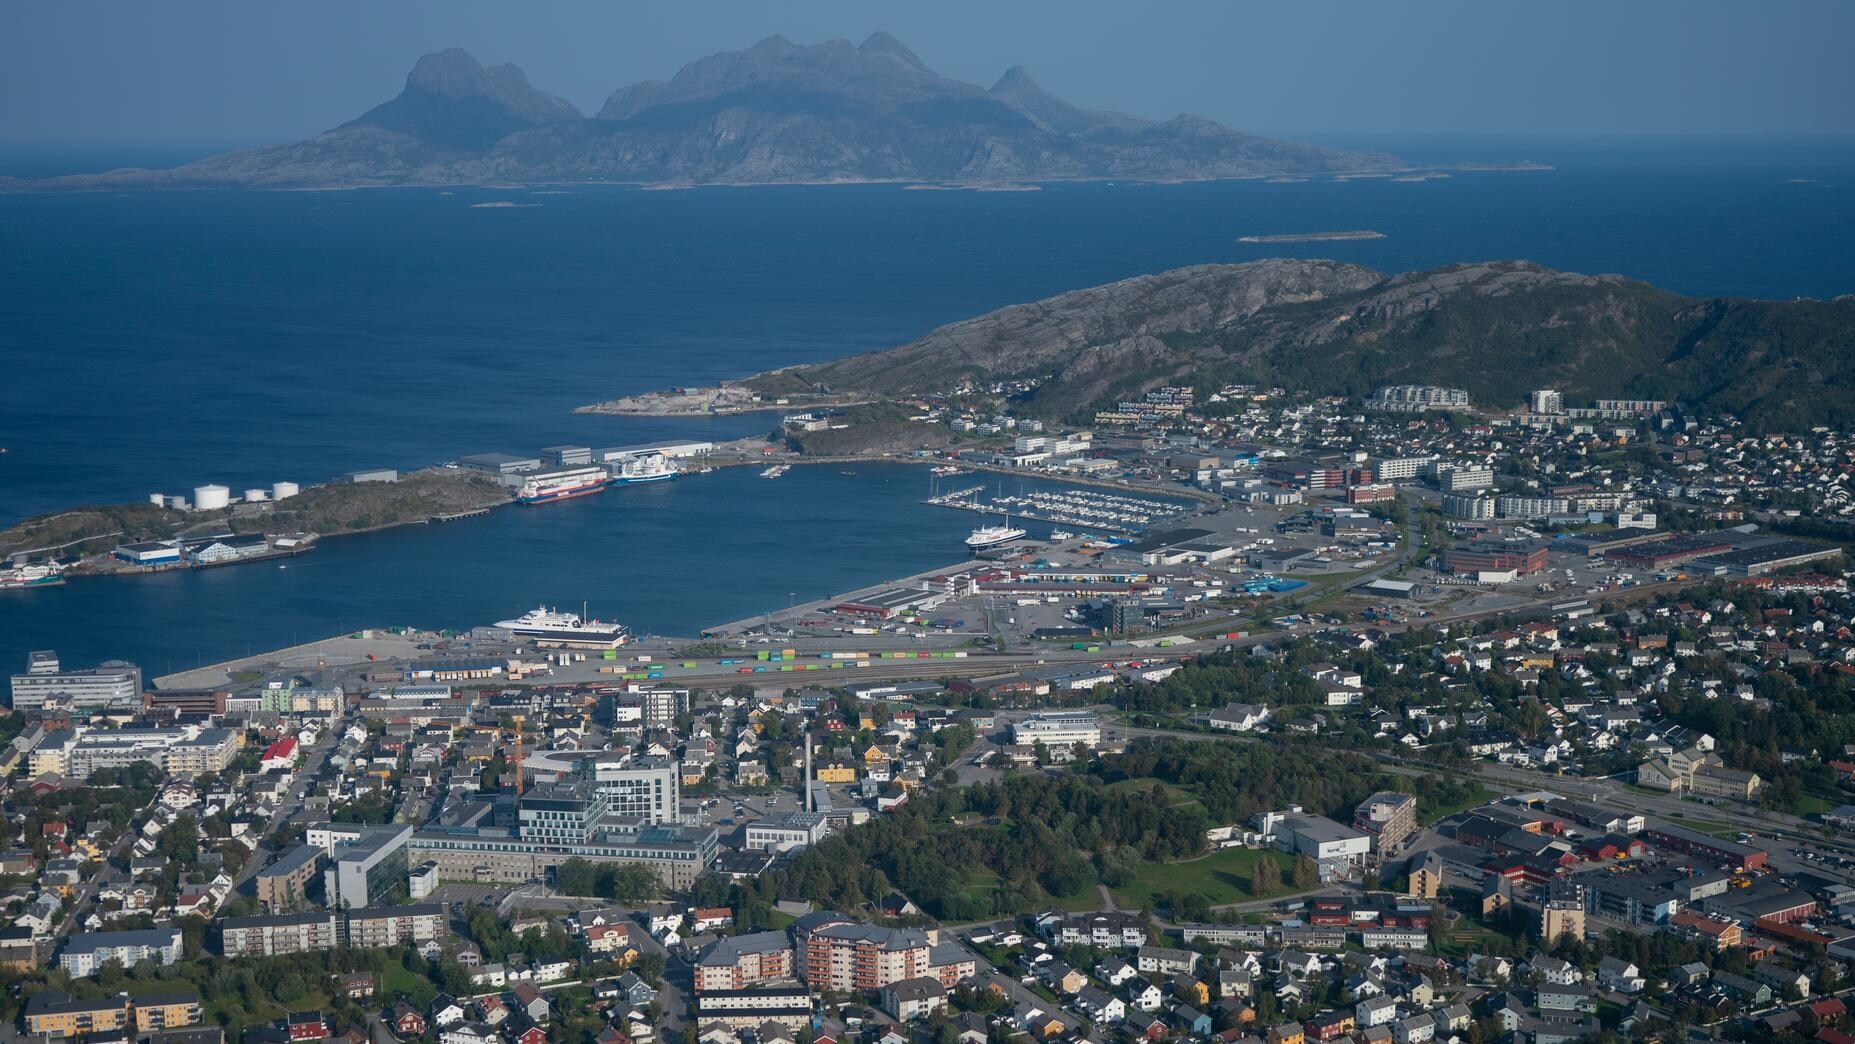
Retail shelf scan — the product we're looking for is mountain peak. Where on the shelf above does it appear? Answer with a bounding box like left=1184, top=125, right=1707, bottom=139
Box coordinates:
left=858, top=31, right=931, bottom=72
left=405, top=48, right=489, bottom=93
left=990, top=65, right=1040, bottom=92
left=350, top=48, right=581, bottom=151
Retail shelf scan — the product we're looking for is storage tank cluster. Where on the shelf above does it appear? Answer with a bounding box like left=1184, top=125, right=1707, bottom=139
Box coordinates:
left=147, top=479, right=300, bottom=511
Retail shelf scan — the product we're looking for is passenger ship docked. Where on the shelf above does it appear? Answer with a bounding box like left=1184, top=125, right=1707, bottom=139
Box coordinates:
left=966, top=520, right=1028, bottom=550
left=0, top=563, right=65, bottom=591
left=609, top=451, right=678, bottom=486
left=494, top=606, right=631, bottom=647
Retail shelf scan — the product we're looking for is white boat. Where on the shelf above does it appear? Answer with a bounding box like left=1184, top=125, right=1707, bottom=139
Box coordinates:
left=494, top=605, right=630, bottom=647
left=0, top=563, right=64, bottom=590
left=760, top=464, right=790, bottom=478
left=966, top=518, right=1027, bottom=550
left=609, top=451, right=679, bottom=486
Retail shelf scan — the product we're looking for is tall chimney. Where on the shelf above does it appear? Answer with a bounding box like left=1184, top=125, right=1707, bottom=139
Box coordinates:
left=803, top=731, right=813, bottom=813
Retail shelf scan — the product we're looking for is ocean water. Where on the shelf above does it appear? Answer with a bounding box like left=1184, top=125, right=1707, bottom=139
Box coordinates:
left=1, top=138, right=1853, bottom=673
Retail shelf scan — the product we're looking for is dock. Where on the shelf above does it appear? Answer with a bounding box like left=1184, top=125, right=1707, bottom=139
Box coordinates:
left=431, top=507, right=495, bottom=523
left=922, top=485, right=1188, bottom=534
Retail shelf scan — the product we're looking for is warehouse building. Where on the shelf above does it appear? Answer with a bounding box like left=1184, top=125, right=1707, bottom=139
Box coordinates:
left=1444, top=542, right=1549, bottom=577
left=1694, top=539, right=1842, bottom=576
left=114, top=540, right=182, bottom=566
left=458, top=453, right=542, bottom=480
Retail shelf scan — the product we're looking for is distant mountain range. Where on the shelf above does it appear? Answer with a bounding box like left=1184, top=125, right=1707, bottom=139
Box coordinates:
left=740, top=259, right=1855, bottom=431
left=9, top=33, right=1404, bottom=190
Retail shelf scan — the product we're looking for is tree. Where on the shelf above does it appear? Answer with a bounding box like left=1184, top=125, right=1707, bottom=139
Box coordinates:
left=555, top=858, right=596, bottom=897
left=1292, top=854, right=1319, bottom=891
left=1251, top=854, right=1281, bottom=897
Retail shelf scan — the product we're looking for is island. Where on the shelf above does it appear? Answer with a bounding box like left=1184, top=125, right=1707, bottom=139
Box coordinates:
left=1238, top=230, right=1385, bottom=243
left=3, top=33, right=1406, bottom=192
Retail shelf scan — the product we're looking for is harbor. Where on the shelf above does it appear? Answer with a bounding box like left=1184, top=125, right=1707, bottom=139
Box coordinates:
left=923, top=483, right=1190, bottom=534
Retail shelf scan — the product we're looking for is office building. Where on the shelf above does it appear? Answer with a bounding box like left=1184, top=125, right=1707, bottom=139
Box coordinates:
left=324, top=825, right=413, bottom=909
left=1010, top=711, right=1102, bottom=749
left=744, top=812, right=829, bottom=853
left=10, top=653, right=142, bottom=713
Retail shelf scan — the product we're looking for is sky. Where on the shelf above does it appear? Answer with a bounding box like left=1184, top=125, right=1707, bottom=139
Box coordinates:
left=3, top=0, right=1853, bottom=147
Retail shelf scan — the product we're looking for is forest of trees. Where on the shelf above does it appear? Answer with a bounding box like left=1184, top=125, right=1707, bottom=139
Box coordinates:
left=712, top=738, right=1478, bottom=923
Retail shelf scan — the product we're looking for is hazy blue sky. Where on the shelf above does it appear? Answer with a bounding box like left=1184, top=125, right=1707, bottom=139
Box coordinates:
left=5, top=0, right=1853, bottom=145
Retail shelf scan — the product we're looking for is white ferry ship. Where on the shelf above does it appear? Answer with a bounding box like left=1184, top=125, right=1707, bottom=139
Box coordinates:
left=494, top=605, right=631, bottom=647
left=609, top=451, right=678, bottom=486
left=0, top=563, right=65, bottom=591
left=966, top=521, right=1027, bottom=550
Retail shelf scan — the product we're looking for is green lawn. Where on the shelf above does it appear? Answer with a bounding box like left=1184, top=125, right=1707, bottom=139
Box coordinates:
left=1103, top=777, right=1203, bottom=807
left=381, top=961, right=431, bottom=1002
left=1419, top=781, right=1495, bottom=825
left=1111, top=847, right=1300, bottom=910
left=1791, top=793, right=1837, bottom=817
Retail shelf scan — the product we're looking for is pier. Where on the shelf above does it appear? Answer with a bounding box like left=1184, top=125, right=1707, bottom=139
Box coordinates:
left=431, top=507, right=495, bottom=523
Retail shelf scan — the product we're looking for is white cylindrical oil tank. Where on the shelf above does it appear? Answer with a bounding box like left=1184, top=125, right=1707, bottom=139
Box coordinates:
left=273, top=481, right=300, bottom=500
left=244, top=488, right=269, bottom=502
left=149, top=493, right=167, bottom=506
left=193, top=484, right=230, bottom=511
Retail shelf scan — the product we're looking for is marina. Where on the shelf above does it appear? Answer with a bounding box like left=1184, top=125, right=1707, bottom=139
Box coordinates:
left=925, top=484, right=1189, bottom=534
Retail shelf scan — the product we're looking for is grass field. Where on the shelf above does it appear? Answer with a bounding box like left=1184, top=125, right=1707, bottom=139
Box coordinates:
left=1110, top=847, right=1298, bottom=910
left=1102, top=777, right=1203, bottom=807
left=1792, top=793, right=1837, bottom=817
left=382, top=961, right=432, bottom=1002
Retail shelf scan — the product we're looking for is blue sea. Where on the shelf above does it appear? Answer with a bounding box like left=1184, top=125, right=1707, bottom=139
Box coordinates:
left=2, top=137, right=1853, bottom=673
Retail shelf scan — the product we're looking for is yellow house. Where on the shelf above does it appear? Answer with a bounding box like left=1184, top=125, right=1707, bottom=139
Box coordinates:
left=1267, top=1024, right=1305, bottom=1044
left=1174, top=978, right=1210, bottom=1007
left=861, top=745, right=889, bottom=767
left=858, top=714, right=878, bottom=731
left=816, top=762, right=856, bottom=784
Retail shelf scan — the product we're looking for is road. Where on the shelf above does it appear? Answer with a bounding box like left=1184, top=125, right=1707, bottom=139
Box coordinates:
left=233, top=726, right=340, bottom=893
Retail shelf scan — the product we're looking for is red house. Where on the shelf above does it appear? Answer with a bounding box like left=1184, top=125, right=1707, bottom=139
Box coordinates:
left=391, top=1004, right=425, bottom=1039
left=288, top=1012, right=328, bottom=1042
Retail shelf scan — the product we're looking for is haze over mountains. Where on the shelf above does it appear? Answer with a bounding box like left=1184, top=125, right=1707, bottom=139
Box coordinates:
left=742, top=259, right=1855, bottom=431
left=10, top=33, right=1402, bottom=189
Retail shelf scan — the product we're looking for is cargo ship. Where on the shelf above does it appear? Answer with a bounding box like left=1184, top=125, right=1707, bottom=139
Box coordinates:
left=608, top=451, right=678, bottom=486
left=494, top=605, right=631, bottom=647
left=0, top=563, right=65, bottom=590
left=516, top=468, right=615, bottom=505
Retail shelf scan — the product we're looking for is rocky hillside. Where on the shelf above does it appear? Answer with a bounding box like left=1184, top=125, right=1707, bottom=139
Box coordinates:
left=15, top=34, right=1401, bottom=190
left=744, top=260, right=1855, bottom=430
